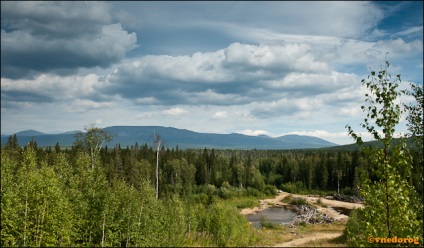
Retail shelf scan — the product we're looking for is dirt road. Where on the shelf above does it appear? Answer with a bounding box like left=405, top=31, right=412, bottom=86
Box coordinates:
left=273, top=232, right=343, bottom=247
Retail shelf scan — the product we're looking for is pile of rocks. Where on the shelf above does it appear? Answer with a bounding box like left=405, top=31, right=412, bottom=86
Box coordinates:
left=291, top=205, right=334, bottom=225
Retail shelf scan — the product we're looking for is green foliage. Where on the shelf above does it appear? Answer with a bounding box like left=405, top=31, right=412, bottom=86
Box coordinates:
left=316, top=198, right=327, bottom=208
left=280, top=181, right=304, bottom=194
left=2, top=103, right=423, bottom=247
left=218, top=197, right=260, bottom=209
left=1, top=146, right=21, bottom=246
left=205, top=203, right=258, bottom=246
left=404, top=82, right=423, bottom=143
left=2, top=140, right=266, bottom=247
left=345, top=59, right=423, bottom=246
left=2, top=146, right=74, bottom=246
left=74, top=124, right=113, bottom=169
left=260, top=215, right=278, bottom=229
left=403, top=82, right=423, bottom=199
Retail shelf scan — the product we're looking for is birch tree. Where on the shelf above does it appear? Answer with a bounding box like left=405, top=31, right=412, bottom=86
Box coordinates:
left=154, top=132, right=162, bottom=199
left=345, top=59, right=423, bottom=245
left=74, top=124, right=113, bottom=170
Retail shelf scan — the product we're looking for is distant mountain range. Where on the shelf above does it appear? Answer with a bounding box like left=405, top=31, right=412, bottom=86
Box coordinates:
left=1, top=126, right=338, bottom=149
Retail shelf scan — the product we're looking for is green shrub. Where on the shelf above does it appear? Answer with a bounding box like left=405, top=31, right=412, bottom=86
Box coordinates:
left=281, top=195, right=309, bottom=206
left=280, top=182, right=296, bottom=193
left=246, top=187, right=262, bottom=197
left=281, top=194, right=294, bottom=203
left=298, top=221, right=307, bottom=227
left=206, top=203, right=258, bottom=246
left=264, top=184, right=278, bottom=196
left=280, top=181, right=304, bottom=194
left=260, top=215, right=278, bottom=229
left=290, top=197, right=309, bottom=206
left=316, top=198, right=327, bottom=207
left=342, top=187, right=353, bottom=195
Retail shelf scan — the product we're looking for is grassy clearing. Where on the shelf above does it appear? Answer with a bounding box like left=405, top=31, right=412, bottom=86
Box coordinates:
left=281, top=194, right=310, bottom=206
left=300, top=219, right=347, bottom=232
left=217, top=196, right=260, bottom=209
left=253, top=218, right=348, bottom=247
left=253, top=225, right=295, bottom=246
left=301, top=233, right=347, bottom=247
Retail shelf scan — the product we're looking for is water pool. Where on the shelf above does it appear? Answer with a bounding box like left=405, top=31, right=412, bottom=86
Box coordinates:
left=245, top=206, right=297, bottom=228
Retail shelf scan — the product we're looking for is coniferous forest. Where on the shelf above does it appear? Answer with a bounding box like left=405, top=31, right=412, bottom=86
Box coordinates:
left=1, top=132, right=422, bottom=246
left=1, top=64, right=423, bottom=247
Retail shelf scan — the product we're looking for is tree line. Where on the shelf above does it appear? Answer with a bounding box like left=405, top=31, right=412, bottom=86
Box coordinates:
left=2, top=116, right=422, bottom=247
left=6, top=135, right=422, bottom=200
left=1, top=59, right=422, bottom=246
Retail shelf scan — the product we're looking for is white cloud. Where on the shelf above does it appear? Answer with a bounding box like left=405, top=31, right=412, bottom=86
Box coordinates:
left=136, top=112, right=154, bottom=119
left=374, top=38, right=423, bottom=55
left=192, top=1, right=384, bottom=40
left=1, top=2, right=138, bottom=78
left=223, top=42, right=329, bottom=73
left=238, top=129, right=270, bottom=136
left=1, top=73, right=104, bottom=102
left=162, top=107, right=188, bottom=116
left=392, top=26, right=423, bottom=38
left=1, top=1, right=421, bottom=147
left=212, top=111, right=228, bottom=119
left=65, top=99, right=114, bottom=113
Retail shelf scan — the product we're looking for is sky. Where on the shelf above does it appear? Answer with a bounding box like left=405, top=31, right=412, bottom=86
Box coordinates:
left=1, top=1, right=423, bottom=145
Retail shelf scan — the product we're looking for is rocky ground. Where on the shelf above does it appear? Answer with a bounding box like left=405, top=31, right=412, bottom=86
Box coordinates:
left=240, top=191, right=362, bottom=220
left=240, top=191, right=363, bottom=247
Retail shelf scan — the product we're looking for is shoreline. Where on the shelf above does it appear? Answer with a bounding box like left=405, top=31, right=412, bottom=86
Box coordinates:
left=240, top=191, right=363, bottom=220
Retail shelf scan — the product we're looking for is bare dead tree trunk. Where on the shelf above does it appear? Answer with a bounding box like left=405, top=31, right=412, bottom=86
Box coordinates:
left=24, top=192, right=28, bottom=247
left=156, top=143, right=160, bottom=200
left=154, top=132, right=162, bottom=200
left=102, top=212, right=106, bottom=247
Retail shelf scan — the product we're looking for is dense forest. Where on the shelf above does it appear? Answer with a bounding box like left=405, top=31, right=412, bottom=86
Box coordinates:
left=1, top=130, right=422, bottom=246
left=1, top=68, right=422, bottom=246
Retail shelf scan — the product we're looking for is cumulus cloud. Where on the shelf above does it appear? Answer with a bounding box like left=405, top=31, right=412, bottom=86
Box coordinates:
left=249, top=97, right=325, bottom=119
left=1, top=73, right=104, bottom=104
left=238, top=129, right=270, bottom=136
left=223, top=42, right=329, bottom=73
left=1, top=1, right=138, bottom=79
left=162, top=107, right=188, bottom=116
left=374, top=38, right=423, bottom=55
left=1, top=1, right=421, bottom=145
left=102, top=41, right=337, bottom=106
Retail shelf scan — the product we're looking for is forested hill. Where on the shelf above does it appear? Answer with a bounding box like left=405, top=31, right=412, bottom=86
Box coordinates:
left=1, top=126, right=337, bottom=149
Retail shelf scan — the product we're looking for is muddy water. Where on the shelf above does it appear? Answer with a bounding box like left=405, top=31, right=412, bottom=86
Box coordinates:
left=245, top=206, right=297, bottom=228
